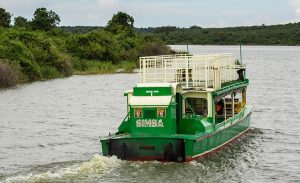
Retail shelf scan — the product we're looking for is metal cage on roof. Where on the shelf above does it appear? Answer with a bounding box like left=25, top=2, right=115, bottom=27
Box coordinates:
left=139, top=54, right=239, bottom=90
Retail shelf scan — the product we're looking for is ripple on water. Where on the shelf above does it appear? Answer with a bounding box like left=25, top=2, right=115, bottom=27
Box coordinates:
left=1, top=46, right=300, bottom=182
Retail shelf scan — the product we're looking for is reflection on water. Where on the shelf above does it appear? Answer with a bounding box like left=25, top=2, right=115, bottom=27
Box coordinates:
left=1, top=46, right=300, bottom=182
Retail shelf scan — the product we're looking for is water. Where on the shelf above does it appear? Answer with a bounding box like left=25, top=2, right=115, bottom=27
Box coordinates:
left=1, top=46, right=300, bottom=182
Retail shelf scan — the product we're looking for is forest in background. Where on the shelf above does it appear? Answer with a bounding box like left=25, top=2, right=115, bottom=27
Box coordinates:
left=0, top=8, right=175, bottom=88
left=61, top=22, right=300, bottom=45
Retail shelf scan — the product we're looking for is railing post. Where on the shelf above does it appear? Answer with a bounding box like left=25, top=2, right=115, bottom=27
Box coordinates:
left=205, top=57, right=208, bottom=90
left=232, top=92, right=235, bottom=117
left=164, top=58, right=167, bottom=83
left=139, top=58, right=142, bottom=83
left=223, top=98, right=226, bottom=120
left=154, top=57, right=157, bottom=82
left=185, top=57, right=189, bottom=88
left=143, top=59, right=146, bottom=83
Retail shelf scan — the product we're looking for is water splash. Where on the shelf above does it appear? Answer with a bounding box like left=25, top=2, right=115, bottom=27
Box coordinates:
left=3, top=154, right=122, bottom=183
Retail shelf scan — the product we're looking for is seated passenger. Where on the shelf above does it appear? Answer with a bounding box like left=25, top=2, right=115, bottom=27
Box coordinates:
left=215, top=100, right=224, bottom=115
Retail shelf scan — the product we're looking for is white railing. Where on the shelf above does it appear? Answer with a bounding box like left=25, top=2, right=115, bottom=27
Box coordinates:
left=139, top=54, right=239, bottom=90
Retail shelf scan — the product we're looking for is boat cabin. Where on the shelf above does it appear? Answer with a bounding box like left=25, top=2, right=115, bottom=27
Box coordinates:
left=120, top=54, right=248, bottom=136
left=101, top=54, right=251, bottom=162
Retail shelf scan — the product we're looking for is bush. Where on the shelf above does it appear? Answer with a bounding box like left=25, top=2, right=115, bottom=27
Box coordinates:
left=139, top=42, right=172, bottom=56
left=71, top=57, right=88, bottom=72
left=18, top=59, right=42, bottom=80
left=73, top=60, right=118, bottom=75
left=117, top=61, right=137, bottom=72
left=0, top=29, right=75, bottom=82
left=67, top=30, right=122, bottom=64
left=40, top=65, right=61, bottom=79
left=0, top=61, right=19, bottom=87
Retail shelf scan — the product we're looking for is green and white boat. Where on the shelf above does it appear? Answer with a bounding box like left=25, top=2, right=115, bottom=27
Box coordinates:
left=100, top=54, right=252, bottom=162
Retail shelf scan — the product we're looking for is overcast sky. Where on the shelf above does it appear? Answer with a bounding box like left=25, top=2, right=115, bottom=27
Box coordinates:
left=1, top=0, right=300, bottom=28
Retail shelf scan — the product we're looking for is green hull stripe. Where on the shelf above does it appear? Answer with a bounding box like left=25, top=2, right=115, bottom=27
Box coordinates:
left=191, top=127, right=250, bottom=159
left=195, top=108, right=252, bottom=142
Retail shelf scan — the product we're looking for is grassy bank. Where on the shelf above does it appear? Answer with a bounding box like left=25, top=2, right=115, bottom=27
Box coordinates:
left=0, top=10, right=182, bottom=88
left=0, top=27, right=173, bottom=88
left=72, top=60, right=137, bottom=75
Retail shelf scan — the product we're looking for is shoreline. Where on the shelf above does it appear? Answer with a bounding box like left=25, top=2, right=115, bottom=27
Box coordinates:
left=0, top=68, right=138, bottom=89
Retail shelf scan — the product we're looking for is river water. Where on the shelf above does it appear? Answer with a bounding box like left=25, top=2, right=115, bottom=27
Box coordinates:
left=0, top=46, right=300, bottom=183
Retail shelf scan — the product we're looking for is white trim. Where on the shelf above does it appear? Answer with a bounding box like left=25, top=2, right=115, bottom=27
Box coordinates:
left=129, top=96, right=172, bottom=106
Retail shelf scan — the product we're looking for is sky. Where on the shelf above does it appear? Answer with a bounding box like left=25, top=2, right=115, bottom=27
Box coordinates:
left=0, top=0, right=300, bottom=28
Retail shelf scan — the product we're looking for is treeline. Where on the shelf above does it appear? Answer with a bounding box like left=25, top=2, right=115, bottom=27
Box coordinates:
left=61, top=23, right=300, bottom=45
left=0, top=8, right=174, bottom=88
left=137, top=23, right=300, bottom=45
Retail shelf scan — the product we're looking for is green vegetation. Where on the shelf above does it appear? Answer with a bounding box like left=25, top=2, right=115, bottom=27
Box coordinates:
left=0, top=9, right=173, bottom=88
left=31, top=7, right=60, bottom=31
left=4, top=6, right=297, bottom=88
left=0, top=8, right=12, bottom=28
left=105, top=12, right=134, bottom=36
left=62, top=23, right=300, bottom=45
left=14, top=16, right=28, bottom=28
left=137, top=24, right=300, bottom=45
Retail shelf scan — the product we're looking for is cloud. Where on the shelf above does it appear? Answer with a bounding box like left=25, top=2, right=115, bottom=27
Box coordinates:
left=0, top=0, right=297, bottom=27
left=97, top=0, right=120, bottom=9
left=0, top=0, right=41, bottom=18
left=289, top=0, right=300, bottom=22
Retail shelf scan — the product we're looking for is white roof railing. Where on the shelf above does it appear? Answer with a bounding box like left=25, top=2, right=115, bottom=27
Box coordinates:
left=139, top=54, right=239, bottom=91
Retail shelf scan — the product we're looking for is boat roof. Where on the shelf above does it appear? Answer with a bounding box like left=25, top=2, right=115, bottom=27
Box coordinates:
left=139, top=54, right=246, bottom=91
left=129, top=96, right=172, bottom=106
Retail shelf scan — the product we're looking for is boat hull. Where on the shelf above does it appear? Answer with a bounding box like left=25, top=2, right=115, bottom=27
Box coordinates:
left=100, top=107, right=252, bottom=162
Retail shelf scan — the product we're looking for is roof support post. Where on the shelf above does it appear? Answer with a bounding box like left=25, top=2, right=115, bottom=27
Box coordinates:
left=232, top=92, right=235, bottom=118
left=143, top=59, right=146, bottom=83
left=185, top=57, right=189, bottom=88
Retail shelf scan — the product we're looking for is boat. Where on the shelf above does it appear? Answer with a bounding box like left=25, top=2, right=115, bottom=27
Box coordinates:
left=100, top=53, right=252, bottom=162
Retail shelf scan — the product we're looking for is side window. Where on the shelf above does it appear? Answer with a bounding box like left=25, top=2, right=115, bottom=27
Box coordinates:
left=234, top=89, right=246, bottom=113
left=185, top=98, right=208, bottom=116
left=215, top=89, right=246, bottom=123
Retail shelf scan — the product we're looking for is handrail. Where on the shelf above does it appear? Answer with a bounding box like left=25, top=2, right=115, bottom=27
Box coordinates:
left=215, top=107, right=246, bottom=128
left=139, top=54, right=239, bottom=91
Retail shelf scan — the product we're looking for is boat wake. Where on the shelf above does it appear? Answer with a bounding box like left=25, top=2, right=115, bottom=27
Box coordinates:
left=2, top=154, right=122, bottom=183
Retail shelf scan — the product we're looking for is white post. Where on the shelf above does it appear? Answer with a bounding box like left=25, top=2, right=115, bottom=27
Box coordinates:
left=164, top=58, right=167, bottom=82
left=224, top=98, right=226, bottom=120
left=154, top=57, right=157, bottom=82
left=139, top=58, right=142, bottom=83
left=143, top=59, right=146, bottom=83
left=185, top=57, right=189, bottom=88
left=232, top=93, right=235, bottom=117
left=205, top=57, right=207, bottom=90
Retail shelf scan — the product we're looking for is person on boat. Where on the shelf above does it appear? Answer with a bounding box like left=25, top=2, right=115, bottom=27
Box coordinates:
left=215, top=100, right=224, bottom=115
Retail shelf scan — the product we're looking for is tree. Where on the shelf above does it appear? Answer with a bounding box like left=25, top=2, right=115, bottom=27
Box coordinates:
left=190, top=25, right=202, bottom=29
left=14, top=16, right=28, bottom=27
left=31, top=7, right=60, bottom=31
left=105, top=12, right=134, bottom=36
left=0, top=8, right=12, bottom=27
